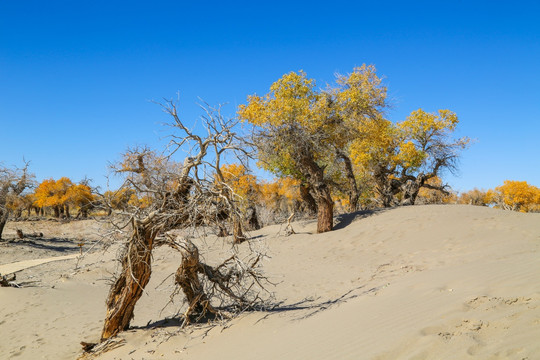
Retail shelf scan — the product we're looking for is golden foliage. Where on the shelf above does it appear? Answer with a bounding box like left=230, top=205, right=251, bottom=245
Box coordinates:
left=350, top=108, right=469, bottom=206
left=220, top=164, right=259, bottom=203
left=34, top=177, right=74, bottom=208
left=487, top=180, right=540, bottom=212
left=238, top=65, right=388, bottom=179
left=258, top=177, right=301, bottom=212
left=238, top=70, right=319, bottom=129
left=350, top=118, right=400, bottom=170
left=33, top=177, right=95, bottom=215
left=104, top=188, right=135, bottom=211
left=335, top=64, right=388, bottom=120
left=458, top=188, right=489, bottom=206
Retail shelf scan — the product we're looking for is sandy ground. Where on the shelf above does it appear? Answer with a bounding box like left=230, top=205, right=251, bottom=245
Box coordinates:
left=0, top=205, right=539, bottom=359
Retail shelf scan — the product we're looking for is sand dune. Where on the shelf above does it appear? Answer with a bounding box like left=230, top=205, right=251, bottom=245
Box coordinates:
left=1, top=205, right=538, bottom=359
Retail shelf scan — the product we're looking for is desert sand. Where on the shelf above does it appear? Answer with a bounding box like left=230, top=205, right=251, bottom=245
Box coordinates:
left=1, top=205, right=539, bottom=359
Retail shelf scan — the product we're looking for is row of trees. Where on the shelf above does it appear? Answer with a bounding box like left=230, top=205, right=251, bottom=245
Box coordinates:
left=457, top=180, right=540, bottom=212
left=3, top=177, right=94, bottom=219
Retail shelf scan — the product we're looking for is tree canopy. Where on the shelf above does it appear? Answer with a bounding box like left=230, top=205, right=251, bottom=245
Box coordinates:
left=238, top=65, right=389, bottom=232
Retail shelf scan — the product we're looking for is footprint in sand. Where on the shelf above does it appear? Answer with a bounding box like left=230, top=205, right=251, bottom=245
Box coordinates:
left=465, top=295, right=533, bottom=311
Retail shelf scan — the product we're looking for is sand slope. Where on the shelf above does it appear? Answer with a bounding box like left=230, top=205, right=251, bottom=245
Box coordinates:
left=1, top=205, right=539, bottom=359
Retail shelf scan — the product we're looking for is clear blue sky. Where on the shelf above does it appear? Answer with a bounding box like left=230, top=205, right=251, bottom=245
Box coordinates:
left=1, top=0, right=539, bottom=192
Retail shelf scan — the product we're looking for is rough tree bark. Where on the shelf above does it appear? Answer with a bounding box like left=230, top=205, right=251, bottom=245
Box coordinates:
left=337, top=151, right=360, bottom=212
left=232, top=216, right=246, bottom=244
left=100, top=217, right=160, bottom=341
left=400, top=173, right=449, bottom=206
left=401, top=179, right=422, bottom=206
left=298, top=151, right=333, bottom=233
left=298, top=182, right=317, bottom=215
left=316, top=188, right=334, bottom=233
left=95, top=101, right=259, bottom=346
left=175, top=238, right=216, bottom=320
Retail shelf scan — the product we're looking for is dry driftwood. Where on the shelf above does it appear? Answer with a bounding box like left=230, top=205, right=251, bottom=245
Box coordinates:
left=284, top=212, right=296, bottom=236
left=0, top=272, right=17, bottom=287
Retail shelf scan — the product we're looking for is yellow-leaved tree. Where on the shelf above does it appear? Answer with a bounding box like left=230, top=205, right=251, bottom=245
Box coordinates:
left=34, top=177, right=73, bottom=218
left=486, top=180, right=540, bottom=212
left=66, top=183, right=95, bottom=218
left=239, top=65, right=388, bottom=232
left=33, top=177, right=95, bottom=218
left=351, top=109, right=469, bottom=206
left=458, top=188, right=489, bottom=206
left=219, top=163, right=261, bottom=230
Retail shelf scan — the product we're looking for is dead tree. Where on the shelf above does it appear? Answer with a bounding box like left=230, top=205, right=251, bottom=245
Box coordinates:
left=98, top=100, right=267, bottom=343
left=100, top=216, right=160, bottom=340
left=173, top=235, right=267, bottom=325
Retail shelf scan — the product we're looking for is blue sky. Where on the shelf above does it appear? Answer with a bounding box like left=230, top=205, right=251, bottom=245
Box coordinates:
left=1, top=0, right=539, bottom=192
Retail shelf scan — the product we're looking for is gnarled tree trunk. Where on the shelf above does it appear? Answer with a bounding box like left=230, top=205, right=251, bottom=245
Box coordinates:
left=299, top=152, right=334, bottom=233
left=100, top=219, right=159, bottom=341
left=175, top=238, right=216, bottom=319
left=401, top=179, right=421, bottom=206
left=232, top=215, right=246, bottom=243
left=299, top=182, right=317, bottom=215
left=316, top=188, right=333, bottom=233
left=337, top=151, right=360, bottom=212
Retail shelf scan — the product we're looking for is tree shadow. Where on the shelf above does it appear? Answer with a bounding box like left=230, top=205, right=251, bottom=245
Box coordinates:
left=333, top=209, right=387, bottom=231
left=2, top=237, right=90, bottom=254
left=264, top=283, right=387, bottom=320
left=134, top=282, right=388, bottom=333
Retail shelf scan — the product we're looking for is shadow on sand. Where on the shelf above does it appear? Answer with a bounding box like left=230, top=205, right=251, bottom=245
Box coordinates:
left=333, top=208, right=387, bottom=231
left=134, top=282, right=387, bottom=333
left=1, top=237, right=90, bottom=254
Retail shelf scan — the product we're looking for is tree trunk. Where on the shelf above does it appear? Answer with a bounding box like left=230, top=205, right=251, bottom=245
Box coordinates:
left=175, top=238, right=214, bottom=316
left=100, top=219, right=158, bottom=341
left=232, top=215, right=246, bottom=243
left=245, top=206, right=261, bottom=231
left=53, top=206, right=60, bottom=218
left=299, top=183, right=317, bottom=215
left=377, top=180, right=395, bottom=208
left=297, top=150, right=333, bottom=232
left=316, top=190, right=333, bottom=233
left=401, top=178, right=423, bottom=206
left=337, top=152, right=360, bottom=212
left=0, top=210, right=8, bottom=240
